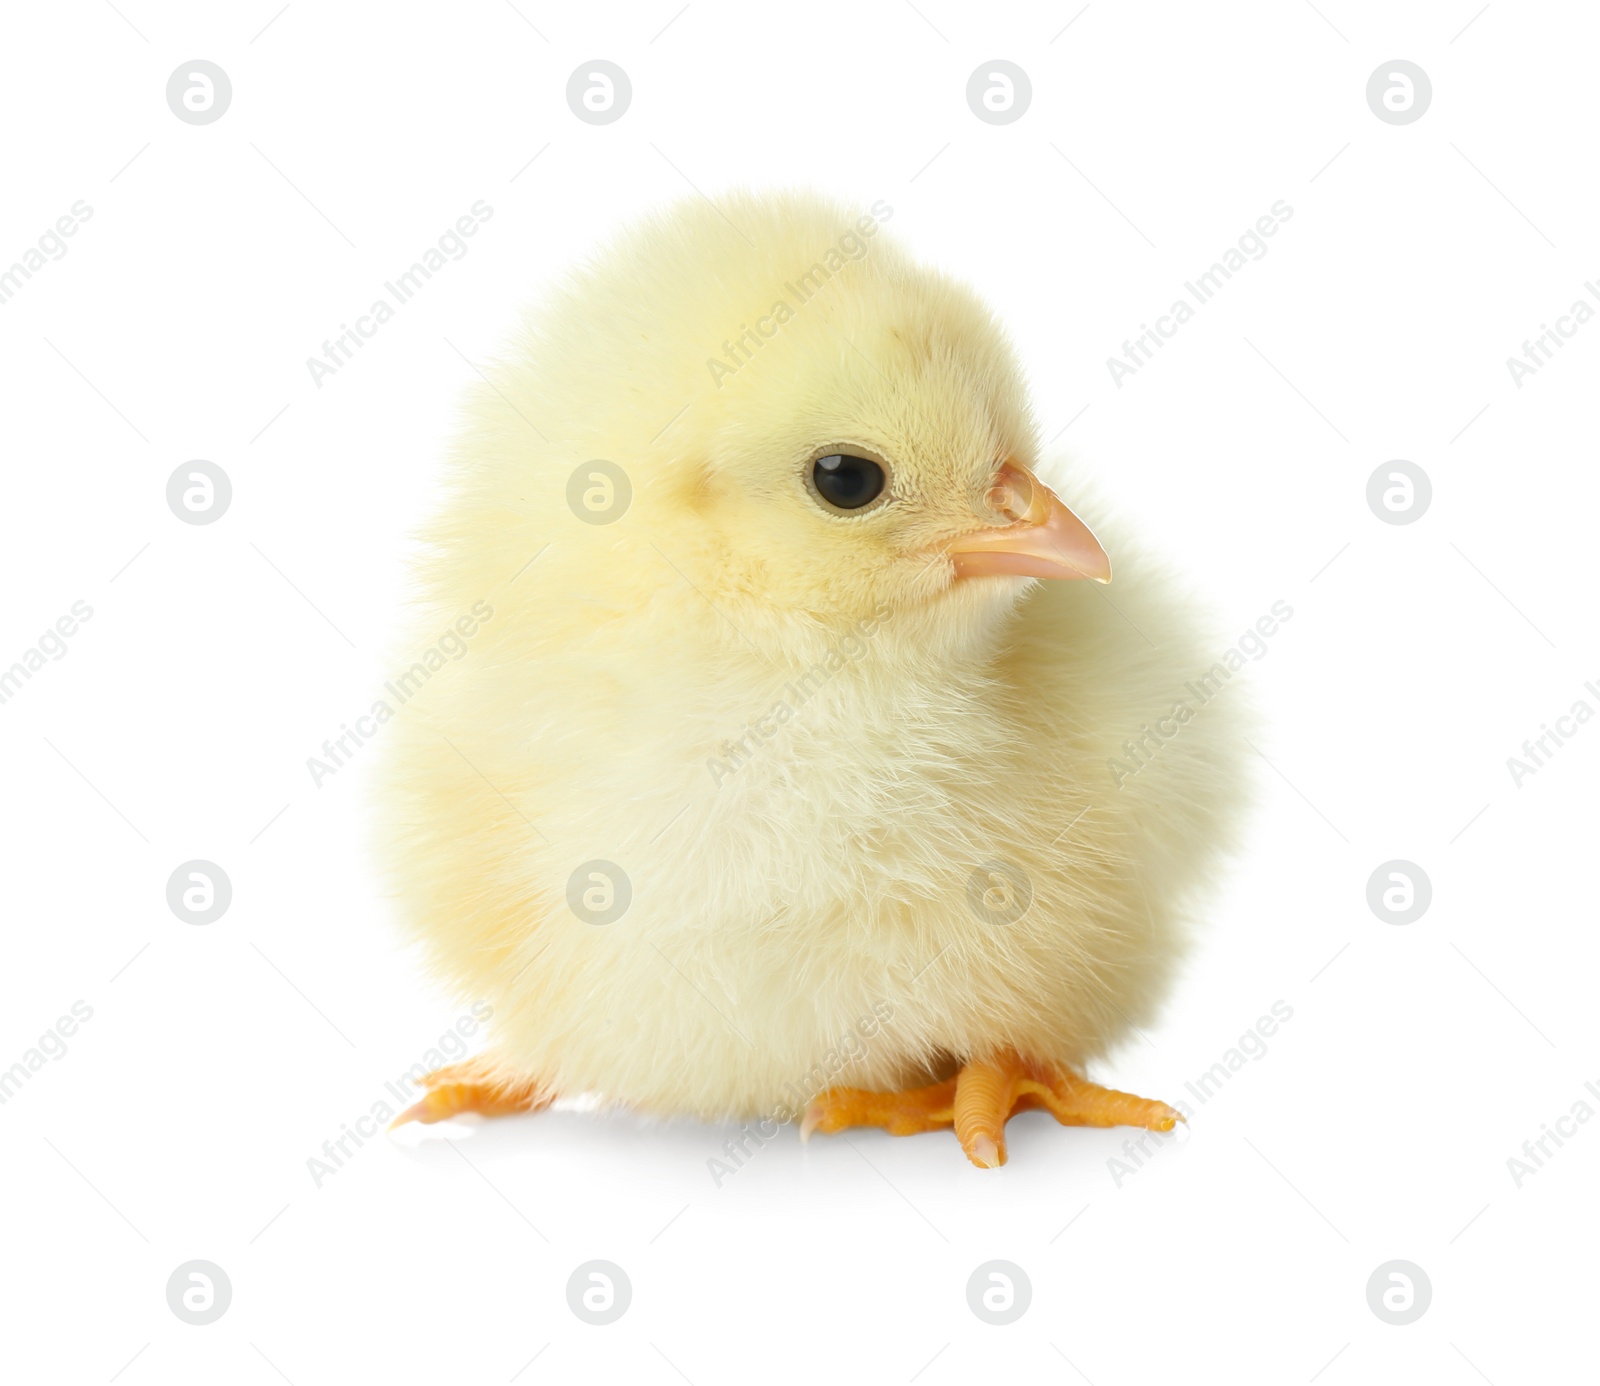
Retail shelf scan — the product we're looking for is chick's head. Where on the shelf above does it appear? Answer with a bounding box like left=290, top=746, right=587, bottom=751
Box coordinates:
left=656, top=200, right=1106, bottom=633
left=510, top=193, right=1108, bottom=653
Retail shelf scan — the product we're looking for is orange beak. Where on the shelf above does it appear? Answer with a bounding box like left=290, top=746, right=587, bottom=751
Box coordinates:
left=947, top=462, right=1112, bottom=583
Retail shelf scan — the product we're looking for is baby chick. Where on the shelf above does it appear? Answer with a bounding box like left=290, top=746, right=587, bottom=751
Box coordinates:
left=378, top=192, right=1246, bottom=1167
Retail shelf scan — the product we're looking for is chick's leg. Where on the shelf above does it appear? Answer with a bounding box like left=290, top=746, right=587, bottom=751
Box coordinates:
left=806, top=1051, right=1181, bottom=1169
left=968, top=1054, right=1183, bottom=1168
left=389, top=1058, right=552, bottom=1128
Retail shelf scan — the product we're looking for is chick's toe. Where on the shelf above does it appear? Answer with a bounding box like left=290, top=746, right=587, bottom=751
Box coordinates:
left=807, top=1053, right=1182, bottom=1170
left=390, top=1059, right=551, bottom=1129
left=802, top=1077, right=959, bottom=1142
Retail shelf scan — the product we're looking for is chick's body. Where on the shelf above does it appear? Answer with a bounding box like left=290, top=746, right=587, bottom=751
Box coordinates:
left=378, top=193, right=1246, bottom=1149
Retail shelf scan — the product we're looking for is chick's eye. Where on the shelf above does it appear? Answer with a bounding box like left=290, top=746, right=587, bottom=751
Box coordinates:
left=812, top=454, right=886, bottom=510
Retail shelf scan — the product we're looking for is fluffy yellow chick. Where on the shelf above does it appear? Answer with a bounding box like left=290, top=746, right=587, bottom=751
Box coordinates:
left=377, top=191, right=1246, bottom=1168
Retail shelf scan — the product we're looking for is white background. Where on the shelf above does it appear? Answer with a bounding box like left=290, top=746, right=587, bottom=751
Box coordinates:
left=2, top=1, right=1596, bottom=1382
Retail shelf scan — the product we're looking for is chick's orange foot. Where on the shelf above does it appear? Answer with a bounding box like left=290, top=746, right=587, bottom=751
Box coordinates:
left=389, top=1059, right=552, bottom=1128
left=802, top=1052, right=1181, bottom=1169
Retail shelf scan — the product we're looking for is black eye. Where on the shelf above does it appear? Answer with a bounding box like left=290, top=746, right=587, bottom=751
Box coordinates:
left=812, top=453, right=886, bottom=510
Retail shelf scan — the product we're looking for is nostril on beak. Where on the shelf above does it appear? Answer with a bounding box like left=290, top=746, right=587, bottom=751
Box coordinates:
left=986, top=464, right=1039, bottom=525
left=949, top=460, right=1111, bottom=583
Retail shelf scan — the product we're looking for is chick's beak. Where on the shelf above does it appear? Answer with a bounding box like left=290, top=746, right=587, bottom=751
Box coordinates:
left=947, top=462, right=1112, bottom=583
